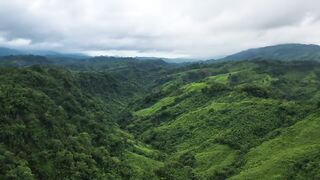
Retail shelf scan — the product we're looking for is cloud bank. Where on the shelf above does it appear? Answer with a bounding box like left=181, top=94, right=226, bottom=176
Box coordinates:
left=0, top=0, right=319, bottom=58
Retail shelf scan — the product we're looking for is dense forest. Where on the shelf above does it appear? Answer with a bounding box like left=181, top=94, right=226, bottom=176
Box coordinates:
left=0, top=53, right=320, bottom=179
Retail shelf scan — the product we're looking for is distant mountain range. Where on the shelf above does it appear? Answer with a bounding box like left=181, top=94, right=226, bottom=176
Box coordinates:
left=217, top=43, right=320, bottom=62
left=2, top=43, right=320, bottom=63
left=0, top=47, right=88, bottom=59
left=0, top=47, right=22, bottom=56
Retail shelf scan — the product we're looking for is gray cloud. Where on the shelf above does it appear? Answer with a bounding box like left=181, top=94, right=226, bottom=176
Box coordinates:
left=0, top=0, right=319, bottom=58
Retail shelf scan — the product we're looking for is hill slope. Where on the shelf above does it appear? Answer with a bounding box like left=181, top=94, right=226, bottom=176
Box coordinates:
left=0, top=61, right=168, bottom=179
left=127, top=60, right=320, bottom=179
left=218, top=44, right=320, bottom=62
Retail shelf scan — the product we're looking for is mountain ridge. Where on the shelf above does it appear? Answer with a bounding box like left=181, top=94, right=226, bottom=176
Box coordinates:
left=0, top=47, right=88, bottom=59
left=2, top=43, right=320, bottom=63
left=217, top=43, right=320, bottom=62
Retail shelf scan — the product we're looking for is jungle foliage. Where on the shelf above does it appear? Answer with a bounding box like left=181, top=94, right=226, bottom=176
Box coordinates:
left=0, top=55, right=319, bottom=179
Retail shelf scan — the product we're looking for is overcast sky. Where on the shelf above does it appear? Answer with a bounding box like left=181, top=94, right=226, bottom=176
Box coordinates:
left=0, top=0, right=320, bottom=58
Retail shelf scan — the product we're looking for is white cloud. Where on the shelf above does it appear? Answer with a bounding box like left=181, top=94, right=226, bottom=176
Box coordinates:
left=85, top=50, right=189, bottom=58
left=0, top=0, right=319, bottom=58
left=0, top=37, right=31, bottom=47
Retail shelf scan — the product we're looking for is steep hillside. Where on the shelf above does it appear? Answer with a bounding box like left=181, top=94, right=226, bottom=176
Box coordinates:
left=127, top=60, right=320, bottom=179
left=218, top=44, right=320, bottom=62
left=0, top=65, right=167, bottom=179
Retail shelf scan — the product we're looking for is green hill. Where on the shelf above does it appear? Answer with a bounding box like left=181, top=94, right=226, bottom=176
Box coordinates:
left=0, top=54, right=320, bottom=179
left=0, top=61, right=167, bottom=179
left=127, top=60, right=320, bottom=179
left=218, top=44, right=320, bottom=62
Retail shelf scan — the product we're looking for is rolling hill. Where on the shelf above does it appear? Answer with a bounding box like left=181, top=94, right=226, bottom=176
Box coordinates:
left=218, top=43, right=320, bottom=62
left=126, top=60, right=320, bottom=179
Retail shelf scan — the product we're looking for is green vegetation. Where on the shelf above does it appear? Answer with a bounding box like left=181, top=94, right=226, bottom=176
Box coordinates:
left=218, top=43, right=320, bottom=62
left=231, top=113, right=320, bottom=179
left=128, top=60, right=320, bottom=179
left=134, top=97, right=176, bottom=117
left=0, top=54, right=320, bottom=179
left=0, top=61, right=166, bottom=179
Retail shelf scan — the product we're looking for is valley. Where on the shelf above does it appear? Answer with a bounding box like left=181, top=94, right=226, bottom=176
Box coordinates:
left=0, top=48, right=320, bottom=179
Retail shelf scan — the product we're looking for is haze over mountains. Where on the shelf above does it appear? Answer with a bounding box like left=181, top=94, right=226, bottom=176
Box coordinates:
left=2, top=43, right=320, bottom=63
left=0, top=47, right=88, bottom=59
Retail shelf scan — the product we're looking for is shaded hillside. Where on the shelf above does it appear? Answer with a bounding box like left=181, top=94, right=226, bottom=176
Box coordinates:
left=0, top=64, right=167, bottom=179
left=0, top=55, right=53, bottom=67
